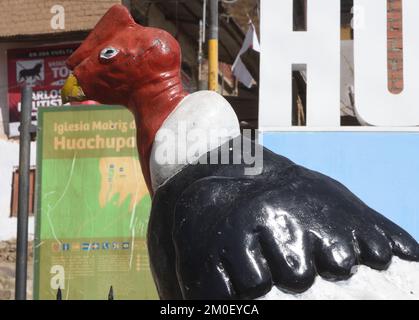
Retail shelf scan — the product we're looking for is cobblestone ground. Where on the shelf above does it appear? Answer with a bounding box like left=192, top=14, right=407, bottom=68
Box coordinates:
left=0, top=240, right=33, bottom=300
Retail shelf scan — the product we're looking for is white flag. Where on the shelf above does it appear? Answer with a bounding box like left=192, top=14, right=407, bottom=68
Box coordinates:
left=232, top=23, right=260, bottom=88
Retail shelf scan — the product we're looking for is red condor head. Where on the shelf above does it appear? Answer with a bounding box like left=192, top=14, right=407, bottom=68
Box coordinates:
left=62, top=4, right=185, bottom=110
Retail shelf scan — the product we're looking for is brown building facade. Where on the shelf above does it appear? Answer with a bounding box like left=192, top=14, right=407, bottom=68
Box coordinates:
left=0, top=0, right=122, bottom=39
left=0, top=0, right=123, bottom=138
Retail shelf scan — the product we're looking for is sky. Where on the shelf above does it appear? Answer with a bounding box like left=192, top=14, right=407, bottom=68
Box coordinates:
left=263, top=131, right=419, bottom=241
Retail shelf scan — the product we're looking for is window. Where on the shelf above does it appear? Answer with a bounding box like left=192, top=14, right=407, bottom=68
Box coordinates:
left=10, top=167, right=36, bottom=217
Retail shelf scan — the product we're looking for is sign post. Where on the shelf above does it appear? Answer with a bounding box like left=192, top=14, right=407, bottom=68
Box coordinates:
left=208, top=0, right=219, bottom=91
left=15, top=86, right=32, bottom=300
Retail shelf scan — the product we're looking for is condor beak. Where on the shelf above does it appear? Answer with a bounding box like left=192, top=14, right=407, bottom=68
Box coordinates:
left=61, top=74, right=87, bottom=104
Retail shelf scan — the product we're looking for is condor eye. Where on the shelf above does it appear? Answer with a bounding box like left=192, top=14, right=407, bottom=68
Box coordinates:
left=100, top=47, right=119, bottom=60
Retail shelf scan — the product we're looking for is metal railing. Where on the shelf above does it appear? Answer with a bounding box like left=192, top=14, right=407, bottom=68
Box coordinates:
left=56, top=286, right=114, bottom=300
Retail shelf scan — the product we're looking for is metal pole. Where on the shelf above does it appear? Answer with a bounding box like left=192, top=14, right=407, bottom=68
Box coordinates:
left=208, top=0, right=219, bottom=91
left=15, top=86, right=32, bottom=300
left=198, top=19, right=206, bottom=90
left=202, top=0, right=207, bottom=43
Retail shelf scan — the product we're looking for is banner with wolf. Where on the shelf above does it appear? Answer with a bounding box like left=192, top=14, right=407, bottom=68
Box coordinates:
left=7, top=43, right=80, bottom=137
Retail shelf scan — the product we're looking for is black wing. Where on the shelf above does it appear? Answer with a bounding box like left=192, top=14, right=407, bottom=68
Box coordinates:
left=148, top=137, right=419, bottom=299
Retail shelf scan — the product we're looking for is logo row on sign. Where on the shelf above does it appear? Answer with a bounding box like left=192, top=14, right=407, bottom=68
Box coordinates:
left=51, top=241, right=131, bottom=252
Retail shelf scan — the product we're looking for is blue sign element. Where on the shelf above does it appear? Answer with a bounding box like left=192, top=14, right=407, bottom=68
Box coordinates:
left=263, top=131, right=419, bottom=240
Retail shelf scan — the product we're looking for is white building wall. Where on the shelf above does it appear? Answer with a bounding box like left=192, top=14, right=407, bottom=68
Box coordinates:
left=0, top=139, right=36, bottom=241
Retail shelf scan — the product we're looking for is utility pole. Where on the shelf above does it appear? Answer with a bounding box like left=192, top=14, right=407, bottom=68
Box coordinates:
left=208, top=0, right=219, bottom=92
left=15, top=86, right=32, bottom=300
left=198, top=19, right=206, bottom=90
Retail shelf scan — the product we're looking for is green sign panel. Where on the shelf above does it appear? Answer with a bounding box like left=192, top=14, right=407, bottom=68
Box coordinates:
left=35, top=105, right=158, bottom=300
